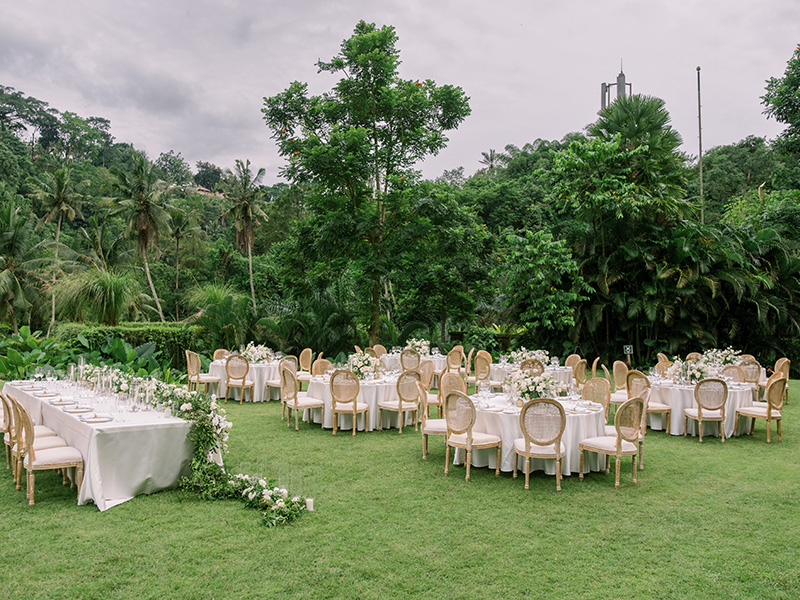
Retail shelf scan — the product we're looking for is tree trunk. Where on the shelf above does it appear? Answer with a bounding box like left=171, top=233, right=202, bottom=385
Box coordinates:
left=369, top=274, right=381, bottom=345
left=440, top=305, right=447, bottom=343
left=143, top=250, right=165, bottom=322
left=248, top=243, right=257, bottom=315
left=174, top=238, right=180, bottom=321
left=47, top=214, right=63, bottom=337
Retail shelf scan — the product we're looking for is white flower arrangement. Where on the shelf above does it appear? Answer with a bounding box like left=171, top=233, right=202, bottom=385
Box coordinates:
left=508, top=347, right=549, bottom=365
left=666, top=356, right=720, bottom=383
left=348, top=351, right=381, bottom=380
left=505, top=369, right=558, bottom=400
left=405, top=338, right=430, bottom=355
left=241, top=342, right=274, bottom=364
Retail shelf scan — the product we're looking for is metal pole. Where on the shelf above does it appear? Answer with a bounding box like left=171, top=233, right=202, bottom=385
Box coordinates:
left=697, top=66, right=704, bottom=225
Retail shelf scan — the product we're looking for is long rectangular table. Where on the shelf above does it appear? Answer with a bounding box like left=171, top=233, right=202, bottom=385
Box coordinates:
left=4, top=382, right=193, bottom=511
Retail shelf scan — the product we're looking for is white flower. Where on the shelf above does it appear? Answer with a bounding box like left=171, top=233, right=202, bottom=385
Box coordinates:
left=180, top=403, right=193, bottom=411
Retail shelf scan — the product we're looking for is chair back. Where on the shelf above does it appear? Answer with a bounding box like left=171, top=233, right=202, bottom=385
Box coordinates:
left=439, top=372, right=467, bottom=404
left=573, top=359, right=587, bottom=385
left=298, top=348, right=312, bottom=372
left=282, top=355, right=298, bottom=371
left=330, top=370, right=360, bottom=409
left=520, top=359, right=545, bottom=377
left=686, top=352, right=702, bottom=361
left=739, top=359, right=761, bottom=384
left=776, top=358, right=790, bottom=381
left=446, top=348, right=463, bottom=374
left=591, top=357, right=600, bottom=378
left=613, top=360, right=628, bottom=391
left=694, top=378, right=728, bottom=417
left=364, top=347, right=378, bottom=358
left=354, top=345, right=362, bottom=353
left=637, top=388, right=651, bottom=435
left=565, top=354, right=580, bottom=369
left=417, top=360, right=434, bottom=389
left=614, top=397, right=644, bottom=445
left=1, top=392, right=14, bottom=438
left=225, top=354, right=250, bottom=382
left=655, top=360, right=673, bottom=377
left=626, top=370, right=650, bottom=399
left=464, top=347, right=475, bottom=378
left=10, top=396, right=35, bottom=461
left=657, top=352, right=669, bottom=363
left=601, top=363, right=611, bottom=382
left=213, top=349, right=228, bottom=361
left=766, top=375, right=787, bottom=414
left=396, top=370, right=421, bottom=406
left=312, top=358, right=332, bottom=375
left=473, top=352, right=492, bottom=382
left=519, top=398, right=565, bottom=451
left=582, top=377, right=610, bottom=419
left=739, top=354, right=755, bottom=362
left=186, top=350, right=201, bottom=379
left=720, top=364, right=745, bottom=382
left=444, top=390, right=476, bottom=438
left=400, top=348, right=421, bottom=371
left=280, top=366, right=299, bottom=407
left=373, top=344, right=387, bottom=358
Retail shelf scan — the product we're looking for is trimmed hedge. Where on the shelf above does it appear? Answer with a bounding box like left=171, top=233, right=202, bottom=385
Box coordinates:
left=53, top=322, right=200, bottom=369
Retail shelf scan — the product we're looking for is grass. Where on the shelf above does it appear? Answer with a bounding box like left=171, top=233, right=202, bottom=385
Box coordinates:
left=1, top=381, right=799, bottom=599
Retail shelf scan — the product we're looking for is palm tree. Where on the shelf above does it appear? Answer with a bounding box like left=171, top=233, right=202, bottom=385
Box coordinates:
left=221, top=159, right=268, bottom=314
left=54, top=267, right=146, bottom=325
left=110, top=153, right=172, bottom=322
left=27, top=166, right=85, bottom=335
left=169, top=207, right=199, bottom=320
left=478, top=149, right=501, bottom=177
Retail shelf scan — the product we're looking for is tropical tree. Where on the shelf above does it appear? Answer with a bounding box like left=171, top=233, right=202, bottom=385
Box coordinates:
left=263, top=20, right=471, bottom=343
left=27, top=166, right=86, bottom=334
left=220, top=159, right=268, bottom=314
left=169, top=207, right=200, bottom=320
left=110, top=152, right=171, bottom=321
left=54, top=267, right=146, bottom=325
left=762, top=42, right=800, bottom=156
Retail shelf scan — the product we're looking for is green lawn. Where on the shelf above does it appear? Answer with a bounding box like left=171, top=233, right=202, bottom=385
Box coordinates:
left=1, top=382, right=798, bottom=599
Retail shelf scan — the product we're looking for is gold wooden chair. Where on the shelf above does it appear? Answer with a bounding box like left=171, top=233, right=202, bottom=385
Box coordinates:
left=590, top=357, right=600, bottom=378
left=762, top=358, right=790, bottom=404
left=657, top=352, right=669, bottom=363
left=418, top=381, right=446, bottom=459
left=378, top=370, right=419, bottom=433
left=14, top=399, right=83, bottom=506
left=417, top=360, right=439, bottom=417
left=735, top=374, right=786, bottom=442
left=446, top=347, right=463, bottom=376
left=721, top=364, right=745, bottom=383
left=312, top=357, right=332, bottom=375
left=739, top=359, right=761, bottom=386
left=513, top=398, right=566, bottom=491
left=579, top=396, right=643, bottom=489
left=655, top=360, right=673, bottom=378
left=612, top=360, right=628, bottom=392
left=582, top=377, right=611, bottom=429
left=330, top=370, right=368, bottom=437
left=185, top=350, right=220, bottom=393
left=438, top=372, right=467, bottom=411
left=565, top=353, right=581, bottom=369
left=644, top=384, right=671, bottom=436
left=269, top=355, right=298, bottom=411
left=684, top=378, right=728, bottom=443
left=739, top=354, right=756, bottom=362
left=224, top=354, right=254, bottom=404
left=373, top=344, right=387, bottom=358
left=400, top=348, right=421, bottom=371
left=686, top=352, right=703, bottom=361
left=626, top=370, right=651, bottom=400
left=636, top=388, right=652, bottom=470
left=2, top=392, right=59, bottom=472
left=297, top=348, right=313, bottom=383
left=467, top=351, right=492, bottom=387
left=364, top=347, right=378, bottom=358
left=463, top=347, right=475, bottom=381
left=6, top=394, right=68, bottom=488
left=573, top=359, right=587, bottom=389
left=213, top=348, right=228, bottom=361
left=444, top=390, right=502, bottom=481
left=281, top=366, right=324, bottom=431
left=520, top=358, right=545, bottom=377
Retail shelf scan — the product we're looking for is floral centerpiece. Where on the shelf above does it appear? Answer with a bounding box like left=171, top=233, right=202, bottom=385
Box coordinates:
left=666, top=357, right=719, bottom=383
left=405, top=337, right=430, bottom=356
left=705, top=346, right=742, bottom=367
left=505, top=369, right=558, bottom=404
left=508, top=346, right=550, bottom=365
left=348, top=351, right=381, bottom=380
left=241, top=342, right=274, bottom=364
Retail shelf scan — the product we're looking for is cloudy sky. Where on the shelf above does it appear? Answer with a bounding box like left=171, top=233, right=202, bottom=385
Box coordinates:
left=2, top=1, right=798, bottom=184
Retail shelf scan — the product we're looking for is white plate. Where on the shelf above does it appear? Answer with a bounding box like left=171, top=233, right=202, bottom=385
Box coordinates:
left=63, top=405, right=94, bottom=414
left=80, top=413, right=114, bottom=423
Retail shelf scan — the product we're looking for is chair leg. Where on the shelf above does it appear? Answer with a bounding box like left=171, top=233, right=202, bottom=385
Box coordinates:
left=295, top=408, right=300, bottom=432
left=778, top=418, right=782, bottom=442
left=27, top=469, right=34, bottom=505
left=719, top=421, right=725, bottom=443
left=556, top=457, right=562, bottom=492
left=734, top=413, right=740, bottom=437
left=639, top=441, right=644, bottom=471
left=495, top=447, right=501, bottom=476
left=423, top=434, right=428, bottom=459
left=666, top=411, right=671, bottom=435
left=767, top=421, right=771, bottom=443
left=466, top=449, right=471, bottom=482
left=579, top=449, right=584, bottom=481
left=698, top=420, right=703, bottom=443
left=377, top=408, right=382, bottom=431
left=523, top=456, right=529, bottom=489
left=76, top=464, right=83, bottom=495
left=445, top=444, right=450, bottom=475
left=684, top=416, right=687, bottom=436
left=632, top=454, right=638, bottom=484
left=615, top=455, right=621, bottom=489
left=398, top=410, right=402, bottom=434
left=332, top=412, right=337, bottom=436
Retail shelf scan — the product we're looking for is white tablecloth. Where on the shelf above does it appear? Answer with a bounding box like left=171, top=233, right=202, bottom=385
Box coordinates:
left=489, top=364, right=573, bottom=386
left=452, top=394, right=605, bottom=475
left=304, top=376, right=413, bottom=431
left=209, top=360, right=281, bottom=402
left=4, top=382, right=192, bottom=511
left=649, top=381, right=756, bottom=438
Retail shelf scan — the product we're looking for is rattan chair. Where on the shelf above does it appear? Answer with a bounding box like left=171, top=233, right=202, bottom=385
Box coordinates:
left=373, top=344, right=387, bottom=358
left=601, top=363, right=611, bottom=383
left=297, top=348, right=313, bottom=383
left=657, top=352, right=669, bottom=363
left=281, top=366, right=324, bottom=431
left=721, top=364, right=745, bottom=383
left=364, top=347, right=378, bottom=358
left=463, top=347, right=475, bottom=381
left=400, top=348, right=421, bottom=371
left=417, top=381, right=446, bottom=459
left=612, top=360, right=628, bottom=392
left=185, top=350, right=220, bottom=393
left=2, top=392, right=58, bottom=472
left=590, top=357, right=600, bottom=379
left=6, top=394, right=68, bottom=488
left=446, top=347, right=463, bottom=375
left=739, top=359, right=761, bottom=386
left=684, top=378, right=728, bottom=443
left=626, top=370, right=651, bottom=400
left=224, top=354, right=255, bottom=404
left=520, top=358, right=545, bottom=377
left=13, top=398, right=83, bottom=505
left=735, top=374, right=786, bottom=442
left=312, top=357, right=332, bottom=376
left=378, top=370, right=419, bottom=433
left=582, top=377, right=611, bottom=425
left=467, top=350, right=492, bottom=387
left=760, top=358, right=790, bottom=404
left=213, top=348, right=228, bottom=361
left=268, top=355, right=298, bottom=409
left=579, top=396, right=644, bottom=488
left=686, top=352, right=703, bottom=361
left=444, top=391, right=502, bottom=481
left=739, top=354, right=756, bottom=362
left=565, top=354, right=581, bottom=369
left=644, top=385, right=671, bottom=436
left=573, top=359, right=587, bottom=388
left=513, top=398, right=566, bottom=491
left=438, top=372, right=467, bottom=410
left=417, top=360, right=439, bottom=418
left=330, top=370, right=368, bottom=437
left=655, top=360, right=673, bottom=378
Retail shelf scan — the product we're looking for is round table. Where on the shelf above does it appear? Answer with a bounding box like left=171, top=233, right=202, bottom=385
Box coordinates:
left=209, top=360, right=281, bottom=402
left=452, top=394, right=606, bottom=475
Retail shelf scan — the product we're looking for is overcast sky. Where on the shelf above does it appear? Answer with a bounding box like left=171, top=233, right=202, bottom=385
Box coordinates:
left=2, top=1, right=797, bottom=184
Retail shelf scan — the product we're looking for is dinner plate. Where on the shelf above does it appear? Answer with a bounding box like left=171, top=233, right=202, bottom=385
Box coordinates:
left=80, top=413, right=114, bottom=423
left=502, top=408, right=520, bottom=414
left=20, top=386, right=44, bottom=392
left=33, top=390, right=59, bottom=397
left=63, top=405, right=94, bottom=414
left=484, top=406, right=504, bottom=412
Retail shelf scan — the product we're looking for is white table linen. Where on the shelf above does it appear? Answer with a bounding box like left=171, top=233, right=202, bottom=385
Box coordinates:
left=452, top=394, right=605, bottom=475
left=209, top=360, right=281, bottom=402
left=489, top=364, right=573, bottom=386
left=4, top=382, right=192, bottom=511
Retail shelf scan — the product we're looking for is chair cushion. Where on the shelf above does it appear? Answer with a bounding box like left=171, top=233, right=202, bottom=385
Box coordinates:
left=34, top=425, right=58, bottom=438
left=266, top=379, right=281, bottom=387
left=422, top=419, right=447, bottom=434
left=647, top=401, right=671, bottom=412
left=296, top=372, right=312, bottom=382
left=604, top=424, right=617, bottom=436
left=24, top=445, right=83, bottom=468
left=378, top=401, right=418, bottom=411
left=427, top=393, right=441, bottom=405
left=448, top=431, right=502, bottom=448
left=228, top=380, right=254, bottom=388
left=513, top=438, right=565, bottom=457
left=737, top=405, right=780, bottom=419
left=198, top=374, right=220, bottom=383
left=684, top=407, right=723, bottom=420
left=286, top=396, right=325, bottom=409
left=13, top=436, right=67, bottom=453
left=579, top=436, right=637, bottom=454
left=609, top=390, right=628, bottom=404
left=333, top=401, right=368, bottom=413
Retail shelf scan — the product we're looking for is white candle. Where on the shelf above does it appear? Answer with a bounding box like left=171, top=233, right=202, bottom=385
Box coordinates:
left=305, top=498, right=314, bottom=511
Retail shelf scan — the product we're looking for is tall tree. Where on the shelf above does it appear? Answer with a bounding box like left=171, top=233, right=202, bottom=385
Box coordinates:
left=110, top=153, right=171, bottom=321
left=263, top=20, right=471, bottom=343
left=169, top=207, right=200, bottom=320
left=220, top=159, right=267, bottom=314
left=762, top=43, right=800, bottom=156
left=26, top=166, right=86, bottom=334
